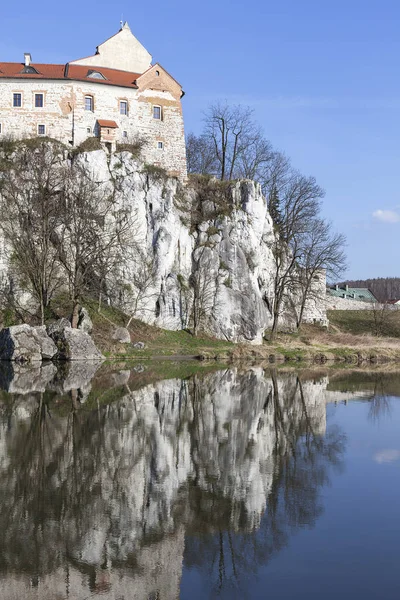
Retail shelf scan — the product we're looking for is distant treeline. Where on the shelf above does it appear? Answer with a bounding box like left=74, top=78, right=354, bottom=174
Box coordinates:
left=338, top=278, right=400, bottom=303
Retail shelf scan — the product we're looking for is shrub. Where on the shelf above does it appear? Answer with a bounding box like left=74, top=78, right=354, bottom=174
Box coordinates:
left=73, top=136, right=103, bottom=154
left=116, top=135, right=147, bottom=158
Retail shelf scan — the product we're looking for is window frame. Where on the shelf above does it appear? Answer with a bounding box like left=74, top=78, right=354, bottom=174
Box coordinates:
left=37, top=124, right=46, bottom=136
left=157, top=141, right=164, bottom=149
left=153, top=105, right=162, bottom=120
left=13, top=93, right=22, bottom=108
left=34, top=93, right=44, bottom=108
left=119, top=100, right=128, bottom=116
left=84, top=95, right=94, bottom=112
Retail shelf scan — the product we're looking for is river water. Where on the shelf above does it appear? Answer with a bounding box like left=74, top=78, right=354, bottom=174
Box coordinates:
left=0, top=361, right=399, bottom=599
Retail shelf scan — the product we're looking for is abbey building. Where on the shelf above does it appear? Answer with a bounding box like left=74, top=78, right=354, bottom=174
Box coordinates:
left=0, top=23, right=187, bottom=178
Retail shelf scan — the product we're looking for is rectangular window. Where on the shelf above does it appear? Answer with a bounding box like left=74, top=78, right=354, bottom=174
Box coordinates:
left=13, top=93, right=22, bottom=107
left=157, top=141, right=164, bottom=149
left=153, top=105, right=162, bottom=120
left=38, top=124, right=46, bottom=135
left=0, top=124, right=2, bottom=134
left=87, top=127, right=91, bottom=134
left=85, top=96, right=93, bottom=111
left=35, top=93, right=44, bottom=107
left=122, top=130, right=128, bottom=138
left=120, top=100, right=128, bottom=115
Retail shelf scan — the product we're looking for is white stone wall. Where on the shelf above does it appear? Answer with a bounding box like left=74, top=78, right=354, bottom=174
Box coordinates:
left=70, top=23, right=152, bottom=74
left=325, top=295, right=379, bottom=311
left=0, top=79, right=187, bottom=177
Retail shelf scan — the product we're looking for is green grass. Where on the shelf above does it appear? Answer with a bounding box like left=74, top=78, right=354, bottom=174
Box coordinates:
left=328, top=309, right=400, bottom=337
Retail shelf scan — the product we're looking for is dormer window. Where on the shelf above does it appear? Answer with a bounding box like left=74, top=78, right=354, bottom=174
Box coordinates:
left=87, top=70, right=106, bottom=80
left=20, top=65, right=39, bottom=74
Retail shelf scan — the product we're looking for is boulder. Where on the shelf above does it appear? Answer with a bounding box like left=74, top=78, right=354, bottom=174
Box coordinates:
left=133, top=341, right=145, bottom=350
left=112, top=327, right=131, bottom=344
left=0, top=324, right=50, bottom=363
left=49, top=327, right=103, bottom=361
left=47, top=318, right=71, bottom=337
left=32, top=326, right=58, bottom=360
left=77, top=307, right=93, bottom=334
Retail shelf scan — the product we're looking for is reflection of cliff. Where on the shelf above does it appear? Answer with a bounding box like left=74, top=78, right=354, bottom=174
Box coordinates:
left=0, top=367, right=343, bottom=599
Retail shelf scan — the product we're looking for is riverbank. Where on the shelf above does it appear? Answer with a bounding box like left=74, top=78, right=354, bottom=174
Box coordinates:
left=89, top=306, right=400, bottom=365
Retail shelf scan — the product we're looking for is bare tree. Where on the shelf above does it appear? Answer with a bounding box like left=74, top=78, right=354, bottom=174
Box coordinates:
left=269, top=173, right=325, bottom=340
left=292, top=219, right=347, bottom=328
left=371, top=302, right=393, bottom=337
left=56, top=162, right=132, bottom=327
left=0, top=141, right=66, bottom=324
left=189, top=247, right=218, bottom=336
left=186, top=133, right=218, bottom=176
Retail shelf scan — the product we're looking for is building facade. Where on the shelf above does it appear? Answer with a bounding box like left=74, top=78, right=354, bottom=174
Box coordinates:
left=0, top=23, right=187, bottom=178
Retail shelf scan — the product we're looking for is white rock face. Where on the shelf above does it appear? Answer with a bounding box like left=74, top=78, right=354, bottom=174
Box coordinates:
left=0, top=149, right=327, bottom=343
left=77, top=150, right=326, bottom=343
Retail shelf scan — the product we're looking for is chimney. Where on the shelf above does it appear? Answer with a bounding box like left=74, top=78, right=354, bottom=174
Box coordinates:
left=24, top=53, right=32, bottom=67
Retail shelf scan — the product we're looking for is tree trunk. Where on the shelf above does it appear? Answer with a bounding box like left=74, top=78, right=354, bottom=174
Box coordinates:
left=71, top=301, right=80, bottom=328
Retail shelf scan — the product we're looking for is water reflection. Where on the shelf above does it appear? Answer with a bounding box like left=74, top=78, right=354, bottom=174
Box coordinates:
left=0, top=363, right=391, bottom=599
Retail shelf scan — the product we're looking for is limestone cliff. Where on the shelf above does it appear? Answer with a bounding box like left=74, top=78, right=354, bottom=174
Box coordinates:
left=0, top=147, right=326, bottom=342
left=78, top=150, right=326, bottom=342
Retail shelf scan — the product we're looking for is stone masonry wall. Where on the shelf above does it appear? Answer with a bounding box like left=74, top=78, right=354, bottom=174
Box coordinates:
left=0, top=77, right=187, bottom=178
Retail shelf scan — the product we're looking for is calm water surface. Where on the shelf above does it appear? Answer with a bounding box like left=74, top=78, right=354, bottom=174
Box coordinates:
left=0, top=362, right=399, bottom=599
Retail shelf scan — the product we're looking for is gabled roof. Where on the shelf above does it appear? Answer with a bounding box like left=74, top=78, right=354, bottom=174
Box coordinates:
left=327, top=286, right=378, bottom=302
left=97, top=119, right=118, bottom=128
left=0, top=62, right=140, bottom=89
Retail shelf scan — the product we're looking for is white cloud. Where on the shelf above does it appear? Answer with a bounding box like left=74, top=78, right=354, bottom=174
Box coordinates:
left=374, top=449, right=400, bottom=464
left=372, top=209, right=400, bottom=224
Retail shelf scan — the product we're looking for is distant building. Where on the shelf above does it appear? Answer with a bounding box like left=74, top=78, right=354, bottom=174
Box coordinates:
left=327, top=285, right=378, bottom=303
left=0, top=23, right=187, bottom=178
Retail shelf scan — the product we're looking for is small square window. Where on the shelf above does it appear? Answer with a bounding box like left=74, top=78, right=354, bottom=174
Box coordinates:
left=85, top=96, right=93, bottom=111
left=38, top=124, right=46, bottom=135
left=157, top=141, right=164, bottom=149
left=35, top=93, right=43, bottom=107
left=120, top=100, right=128, bottom=115
left=122, top=130, right=128, bottom=138
left=13, top=93, right=22, bottom=107
left=153, top=105, right=162, bottom=120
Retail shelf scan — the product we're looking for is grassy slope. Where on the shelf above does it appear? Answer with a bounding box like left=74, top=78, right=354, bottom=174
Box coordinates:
left=86, top=302, right=400, bottom=364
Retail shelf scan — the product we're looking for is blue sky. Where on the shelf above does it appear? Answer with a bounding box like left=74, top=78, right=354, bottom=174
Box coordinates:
left=2, top=0, right=400, bottom=279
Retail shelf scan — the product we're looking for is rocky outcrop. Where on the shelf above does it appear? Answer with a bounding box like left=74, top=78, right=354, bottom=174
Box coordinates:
left=0, top=324, right=57, bottom=362
left=0, top=150, right=327, bottom=344
left=79, top=150, right=326, bottom=343
left=49, top=325, right=103, bottom=361
left=0, top=320, right=103, bottom=363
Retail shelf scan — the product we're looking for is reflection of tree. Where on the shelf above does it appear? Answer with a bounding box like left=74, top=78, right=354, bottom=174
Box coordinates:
left=0, top=368, right=345, bottom=599
left=184, top=372, right=345, bottom=597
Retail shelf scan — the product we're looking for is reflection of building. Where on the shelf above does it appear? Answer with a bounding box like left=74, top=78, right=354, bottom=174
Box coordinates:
left=0, top=23, right=187, bottom=178
left=0, top=368, right=334, bottom=599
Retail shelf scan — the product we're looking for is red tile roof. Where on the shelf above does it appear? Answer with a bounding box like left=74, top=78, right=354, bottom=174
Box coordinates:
left=97, top=120, right=118, bottom=128
left=0, top=63, right=140, bottom=88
